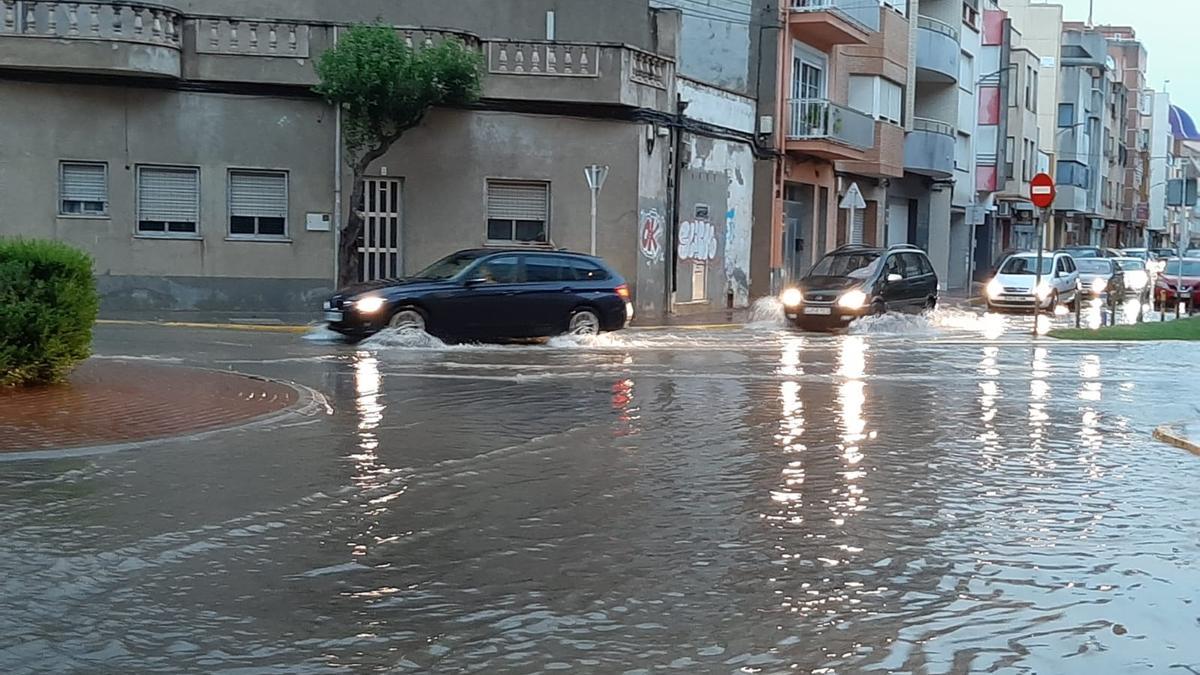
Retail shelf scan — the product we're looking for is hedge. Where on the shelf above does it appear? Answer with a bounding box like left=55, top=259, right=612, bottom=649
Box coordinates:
left=0, top=239, right=99, bottom=386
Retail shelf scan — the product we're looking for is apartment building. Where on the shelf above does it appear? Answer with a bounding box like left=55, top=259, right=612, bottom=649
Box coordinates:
left=1101, top=26, right=1150, bottom=248
left=993, top=27, right=1041, bottom=253
left=1051, top=24, right=1109, bottom=247
left=1147, top=91, right=1172, bottom=245
left=1, top=0, right=778, bottom=319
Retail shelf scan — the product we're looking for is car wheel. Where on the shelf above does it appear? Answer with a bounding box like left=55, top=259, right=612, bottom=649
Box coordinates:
left=388, top=307, right=427, bottom=332
left=568, top=308, right=602, bottom=336
left=924, top=296, right=937, bottom=311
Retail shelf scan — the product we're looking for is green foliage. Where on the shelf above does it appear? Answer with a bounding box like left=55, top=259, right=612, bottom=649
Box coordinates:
left=0, top=239, right=99, bottom=387
left=1050, top=316, right=1200, bottom=341
left=314, top=24, right=482, bottom=165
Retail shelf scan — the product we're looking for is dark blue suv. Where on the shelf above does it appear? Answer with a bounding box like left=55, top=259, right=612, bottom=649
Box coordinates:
left=323, top=249, right=633, bottom=340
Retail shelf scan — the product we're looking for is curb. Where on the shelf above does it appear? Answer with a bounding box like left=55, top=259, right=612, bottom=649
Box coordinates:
left=0, top=373, right=331, bottom=462
left=1153, top=424, right=1200, bottom=456
left=98, top=319, right=311, bottom=334
left=633, top=323, right=743, bottom=331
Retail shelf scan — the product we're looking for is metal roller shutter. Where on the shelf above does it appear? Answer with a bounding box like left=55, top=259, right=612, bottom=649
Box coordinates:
left=230, top=171, right=287, bottom=218
left=139, top=167, right=198, bottom=223
left=61, top=163, right=107, bottom=203
left=487, top=181, right=548, bottom=221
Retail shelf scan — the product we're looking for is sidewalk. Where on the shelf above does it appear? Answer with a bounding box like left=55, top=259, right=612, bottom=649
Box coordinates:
left=1153, top=422, right=1200, bottom=456
left=0, top=359, right=300, bottom=453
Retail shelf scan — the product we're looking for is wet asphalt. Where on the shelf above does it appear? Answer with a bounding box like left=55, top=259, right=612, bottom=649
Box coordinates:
left=2, top=306, right=1199, bottom=674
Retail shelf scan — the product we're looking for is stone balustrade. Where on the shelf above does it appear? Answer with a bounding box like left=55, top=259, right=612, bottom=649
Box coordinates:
left=487, top=41, right=600, bottom=77
left=629, top=48, right=670, bottom=90
left=193, top=17, right=310, bottom=57
left=0, top=0, right=181, bottom=47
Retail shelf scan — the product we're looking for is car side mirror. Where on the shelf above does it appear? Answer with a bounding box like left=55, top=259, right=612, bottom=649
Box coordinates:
left=887, top=273, right=903, bottom=283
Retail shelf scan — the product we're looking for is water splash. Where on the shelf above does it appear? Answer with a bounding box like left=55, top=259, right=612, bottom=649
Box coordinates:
left=302, top=324, right=347, bottom=343
left=360, top=328, right=451, bottom=350
left=747, top=297, right=786, bottom=329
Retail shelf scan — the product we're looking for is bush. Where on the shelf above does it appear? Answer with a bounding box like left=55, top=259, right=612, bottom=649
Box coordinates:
left=0, top=239, right=99, bottom=386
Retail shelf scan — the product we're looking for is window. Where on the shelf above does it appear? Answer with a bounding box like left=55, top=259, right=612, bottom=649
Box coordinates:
left=474, top=255, right=523, bottom=283
left=486, top=180, right=549, bottom=243
left=1055, top=161, right=1089, bottom=188
left=963, top=2, right=979, bottom=30
left=848, top=76, right=902, bottom=125
left=1058, top=103, right=1075, bottom=128
left=1009, top=72, right=1019, bottom=108
left=525, top=256, right=570, bottom=283
left=1005, top=137, right=1015, bottom=180
left=228, top=170, right=287, bottom=238
left=959, top=52, right=975, bottom=89
left=137, top=166, right=199, bottom=235
left=59, top=162, right=108, bottom=216
left=955, top=133, right=971, bottom=171
left=1031, top=68, right=1038, bottom=112
left=900, top=252, right=925, bottom=278
left=566, top=258, right=610, bottom=281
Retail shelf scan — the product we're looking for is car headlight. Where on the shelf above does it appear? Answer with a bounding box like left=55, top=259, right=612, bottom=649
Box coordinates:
left=780, top=288, right=803, bottom=307
left=1126, top=271, right=1148, bottom=290
left=1035, top=282, right=1053, bottom=301
left=353, top=296, right=386, bottom=314
left=1090, top=278, right=1107, bottom=294
left=837, top=289, right=868, bottom=310
left=986, top=279, right=1004, bottom=299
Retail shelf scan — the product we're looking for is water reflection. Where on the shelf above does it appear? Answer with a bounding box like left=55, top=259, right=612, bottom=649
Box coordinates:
left=835, top=336, right=869, bottom=529
left=349, top=353, right=400, bottom=557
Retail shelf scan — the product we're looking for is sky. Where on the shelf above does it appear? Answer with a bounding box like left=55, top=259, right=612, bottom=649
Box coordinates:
left=1043, top=0, right=1196, bottom=114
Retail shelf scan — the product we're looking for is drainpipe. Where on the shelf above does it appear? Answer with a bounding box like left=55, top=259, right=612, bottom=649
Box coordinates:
left=332, top=26, right=343, bottom=288
left=667, top=95, right=687, bottom=315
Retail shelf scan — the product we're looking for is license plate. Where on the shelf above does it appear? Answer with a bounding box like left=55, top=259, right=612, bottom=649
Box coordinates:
left=323, top=310, right=343, bottom=322
left=804, top=306, right=832, bottom=316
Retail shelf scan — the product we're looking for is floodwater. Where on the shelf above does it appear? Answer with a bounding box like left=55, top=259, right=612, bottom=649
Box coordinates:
left=2, top=311, right=1199, bottom=674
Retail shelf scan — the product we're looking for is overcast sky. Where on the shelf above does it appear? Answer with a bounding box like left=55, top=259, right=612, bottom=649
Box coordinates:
left=1043, top=0, right=1194, bottom=114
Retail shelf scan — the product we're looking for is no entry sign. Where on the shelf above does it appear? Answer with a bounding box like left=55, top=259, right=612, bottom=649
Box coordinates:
left=1030, top=172, right=1055, bottom=209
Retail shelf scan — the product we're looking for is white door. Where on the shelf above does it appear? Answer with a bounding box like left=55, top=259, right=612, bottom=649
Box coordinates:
left=691, top=262, right=707, bottom=301
left=358, top=177, right=402, bottom=282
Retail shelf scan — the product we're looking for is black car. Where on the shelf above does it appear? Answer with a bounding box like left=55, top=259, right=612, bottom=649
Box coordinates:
left=779, top=244, right=940, bottom=330
left=323, top=249, right=633, bottom=340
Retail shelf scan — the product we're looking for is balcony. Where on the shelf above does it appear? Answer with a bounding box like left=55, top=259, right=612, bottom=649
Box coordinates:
left=0, top=0, right=183, bottom=78
left=904, top=117, right=956, bottom=178
left=915, top=16, right=959, bottom=84
left=485, top=41, right=674, bottom=110
left=786, top=98, right=875, bottom=161
left=788, top=0, right=877, bottom=50
left=838, top=120, right=906, bottom=178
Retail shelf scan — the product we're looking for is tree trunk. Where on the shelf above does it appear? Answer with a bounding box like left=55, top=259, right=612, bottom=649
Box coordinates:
left=338, top=168, right=367, bottom=289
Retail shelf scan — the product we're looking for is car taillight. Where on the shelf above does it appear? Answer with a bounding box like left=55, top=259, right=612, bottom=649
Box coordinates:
left=615, top=284, right=631, bottom=301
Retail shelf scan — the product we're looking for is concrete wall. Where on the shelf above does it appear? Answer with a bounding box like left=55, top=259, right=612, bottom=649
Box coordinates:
left=649, top=0, right=754, bottom=94
left=362, top=109, right=651, bottom=310
left=0, top=79, right=336, bottom=314
left=169, top=0, right=658, bottom=49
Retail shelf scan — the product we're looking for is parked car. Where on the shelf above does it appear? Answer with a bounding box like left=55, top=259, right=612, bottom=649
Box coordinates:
left=1113, top=257, right=1152, bottom=302
left=1155, top=257, right=1200, bottom=313
left=323, top=249, right=633, bottom=340
left=1057, top=246, right=1122, bottom=259
left=779, top=244, right=939, bottom=330
left=1151, top=247, right=1178, bottom=259
left=1074, top=257, right=1125, bottom=302
left=986, top=251, right=1079, bottom=312
left=1121, top=248, right=1166, bottom=275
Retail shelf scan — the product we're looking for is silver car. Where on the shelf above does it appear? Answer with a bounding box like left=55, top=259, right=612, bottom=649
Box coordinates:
left=1074, top=257, right=1125, bottom=302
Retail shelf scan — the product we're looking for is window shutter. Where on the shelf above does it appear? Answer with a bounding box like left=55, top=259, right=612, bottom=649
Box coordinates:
left=62, top=163, right=106, bottom=202
left=230, top=171, right=287, bottom=218
left=487, top=181, right=548, bottom=221
left=139, top=168, right=198, bottom=222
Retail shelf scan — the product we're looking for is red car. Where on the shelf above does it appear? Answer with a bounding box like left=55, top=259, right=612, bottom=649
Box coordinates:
left=1155, top=258, right=1200, bottom=312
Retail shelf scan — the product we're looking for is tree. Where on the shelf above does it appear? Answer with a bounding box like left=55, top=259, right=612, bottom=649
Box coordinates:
left=315, top=25, right=482, bottom=287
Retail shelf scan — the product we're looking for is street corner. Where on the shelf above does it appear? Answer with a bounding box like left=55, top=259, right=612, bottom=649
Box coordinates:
left=0, top=358, right=321, bottom=459
left=1153, top=422, right=1200, bottom=456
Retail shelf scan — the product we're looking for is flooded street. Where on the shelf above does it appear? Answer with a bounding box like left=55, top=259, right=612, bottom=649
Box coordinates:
left=3, top=312, right=1200, bottom=674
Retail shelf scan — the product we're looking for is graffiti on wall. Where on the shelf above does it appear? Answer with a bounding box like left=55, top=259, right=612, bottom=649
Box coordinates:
left=678, top=219, right=719, bottom=261
left=639, top=209, right=665, bottom=262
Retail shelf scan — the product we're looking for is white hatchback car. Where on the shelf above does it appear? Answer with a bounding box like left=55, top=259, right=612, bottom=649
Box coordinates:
left=986, top=251, right=1079, bottom=312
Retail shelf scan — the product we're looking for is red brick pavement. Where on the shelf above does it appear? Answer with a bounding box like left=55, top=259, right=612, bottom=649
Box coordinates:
left=0, top=359, right=298, bottom=452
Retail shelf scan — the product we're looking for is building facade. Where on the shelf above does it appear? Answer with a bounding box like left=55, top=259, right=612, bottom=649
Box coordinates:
left=1, top=0, right=774, bottom=320
left=1051, top=24, right=1108, bottom=248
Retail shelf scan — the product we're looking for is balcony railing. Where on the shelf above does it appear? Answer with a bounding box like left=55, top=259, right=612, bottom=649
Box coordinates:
left=194, top=17, right=312, bottom=57
left=1, top=0, right=182, bottom=47
left=912, top=117, right=955, bottom=136
left=788, top=98, right=874, bottom=149
left=790, top=0, right=881, bottom=32
left=488, top=41, right=600, bottom=78
left=916, top=15, right=958, bottom=41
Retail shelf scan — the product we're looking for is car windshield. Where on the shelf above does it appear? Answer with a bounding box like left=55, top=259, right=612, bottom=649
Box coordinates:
left=808, top=252, right=881, bottom=279
left=1163, top=260, right=1200, bottom=277
left=1122, top=250, right=1149, bottom=260
left=1063, top=248, right=1099, bottom=258
left=999, top=256, right=1054, bottom=275
left=1075, top=259, right=1113, bottom=274
left=1117, top=259, right=1146, bottom=271
left=414, top=251, right=486, bottom=280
